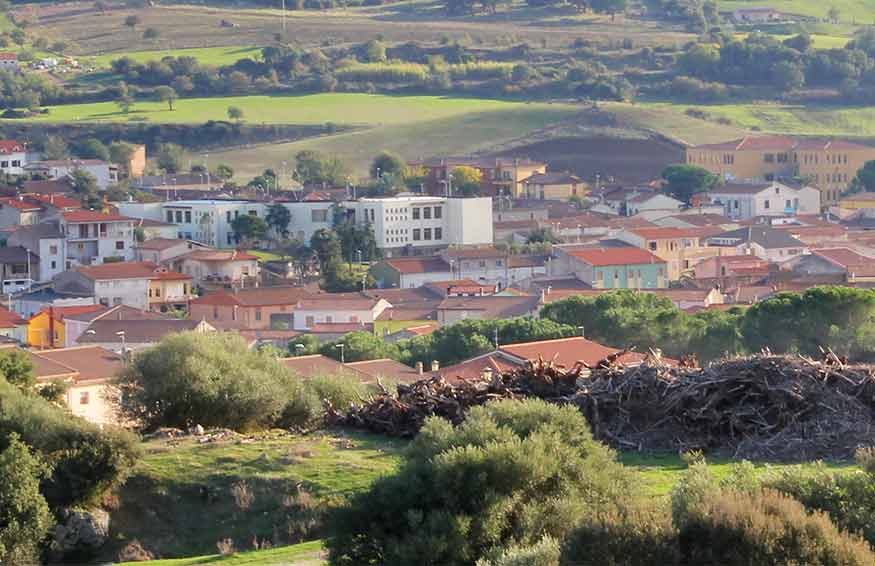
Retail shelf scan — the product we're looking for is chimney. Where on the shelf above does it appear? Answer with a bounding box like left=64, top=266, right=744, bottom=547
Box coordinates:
left=416, top=361, right=423, bottom=375
left=431, top=360, right=440, bottom=372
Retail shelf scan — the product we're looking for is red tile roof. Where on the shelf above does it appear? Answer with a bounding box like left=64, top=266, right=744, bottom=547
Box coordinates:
left=630, top=226, right=722, bottom=240
left=29, top=304, right=105, bottom=323
left=181, top=249, right=259, bottom=262
left=383, top=257, right=450, bottom=274
left=0, top=197, right=42, bottom=211
left=191, top=287, right=312, bottom=307
left=33, top=346, right=124, bottom=383
left=694, top=136, right=873, bottom=152
left=568, top=248, right=665, bottom=267
left=0, top=140, right=23, bottom=154
left=500, top=336, right=648, bottom=367
left=0, top=305, right=24, bottom=328
left=0, top=54, right=17, bottom=62
left=346, top=358, right=423, bottom=383
left=24, top=193, right=81, bottom=209
left=282, top=354, right=371, bottom=381
left=63, top=210, right=133, bottom=223
left=77, top=261, right=190, bottom=281
left=136, top=238, right=188, bottom=251
left=812, top=248, right=875, bottom=269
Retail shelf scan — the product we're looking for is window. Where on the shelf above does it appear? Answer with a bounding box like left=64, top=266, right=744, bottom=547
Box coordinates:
left=50, top=260, right=56, bottom=269
left=777, top=153, right=788, bottom=163
left=412, top=229, right=421, bottom=241
left=785, top=199, right=791, bottom=209
left=249, top=210, right=257, bottom=216
left=435, top=227, right=443, bottom=240
left=764, top=153, right=775, bottom=163
left=167, top=211, right=174, bottom=223
left=115, top=241, right=124, bottom=250
left=478, top=260, right=486, bottom=267
left=734, top=200, right=739, bottom=209
left=255, top=308, right=262, bottom=321
left=185, top=211, right=192, bottom=223
left=424, top=228, right=432, bottom=240
left=306, top=315, right=314, bottom=327
left=112, top=297, right=122, bottom=305
left=311, top=209, right=328, bottom=222
left=326, top=315, right=333, bottom=323
left=423, top=207, right=432, bottom=219
left=764, top=199, right=770, bottom=209
left=649, top=241, right=657, bottom=251
left=213, top=306, right=219, bottom=319
left=350, top=315, right=359, bottom=323
left=49, top=245, right=58, bottom=255
left=175, top=211, right=183, bottom=223
left=412, top=207, right=420, bottom=220
left=434, top=206, right=442, bottom=219
left=79, top=392, right=90, bottom=405
left=226, top=211, right=231, bottom=223
left=0, top=161, right=7, bottom=168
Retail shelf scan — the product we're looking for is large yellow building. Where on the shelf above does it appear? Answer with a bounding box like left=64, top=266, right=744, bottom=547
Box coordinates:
left=685, top=136, right=875, bottom=207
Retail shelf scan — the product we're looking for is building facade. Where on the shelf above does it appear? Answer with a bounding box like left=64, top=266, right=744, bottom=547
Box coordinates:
left=415, top=157, right=547, bottom=197
left=708, top=181, right=821, bottom=220
left=550, top=246, right=668, bottom=289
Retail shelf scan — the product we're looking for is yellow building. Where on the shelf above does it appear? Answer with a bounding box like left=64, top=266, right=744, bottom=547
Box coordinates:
left=838, top=192, right=875, bottom=210
left=520, top=172, right=589, bottom=201
left=417, top=157, right=547, bottom=198
left=685, top=136, right=875, bottom=207
left=27, top=304, right=105, bottom=349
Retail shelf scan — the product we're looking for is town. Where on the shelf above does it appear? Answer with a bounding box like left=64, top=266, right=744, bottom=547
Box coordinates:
left=6, top=0, right=875, bottom=563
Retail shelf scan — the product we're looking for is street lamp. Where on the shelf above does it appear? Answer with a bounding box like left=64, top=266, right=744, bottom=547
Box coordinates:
left=335, top=343, right=345, bottom=364
left=356, top=249, right=362, bottom=265
left=116, top=330, right=126, bottom=356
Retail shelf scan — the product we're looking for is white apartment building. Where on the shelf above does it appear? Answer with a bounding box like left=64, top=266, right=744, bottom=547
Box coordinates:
left=118, top=200, right=335, bottom=248
left=59, top=210, right=136, bottom=266
left=709, top=181, right=821, bottom=220
left=341, top=196, right=493, bottom=257
left=26, top=160, right=118, bottom=191
left=0, top=140, right=27, bottom=176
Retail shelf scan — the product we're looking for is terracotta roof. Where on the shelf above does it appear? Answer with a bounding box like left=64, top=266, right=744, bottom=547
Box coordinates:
left=191, top=286, right=313, bottom=307
left=0, top=53, right=16, bottom=61
left=308, top=322, right=374, bottom=333
left=376, top=307, right=437, bottom=321
left=282, top=354, right=371, bottom=381
left=436, top=296, right=540, bottom=318
left=77, top=261, right=190, bottom=281
left=137, top=238, right=188, bottom=251
left=500, top=336, right=648, bottom=367
left=24, top=193, right=81, bottom=209
left=382, top=257, right=450, bottom=274
left=0, top=305, right=24, bottom=328
left=20, top=178, right=74, bottom=194
left=693, top=136, right=873, bottom=152
left=664, top=213, right=735, bottom=227
left=0, top=197, right=42, bottom=211
left=438, top=353, right=520, bottom=382
left=443, top=247, right=506, bottom=259
left=630, top=226, right=721, bottom=240
left=296, top=297, right=384, bottom=310
left=346, top=358, right=423, bottom=383
left=568, top=247, right=665, bottom=267
left=63, top=210, right=133, bottom=223
left=521, top=172, right=582, bottom=185
left=30, top=304, right=106, bottom=323
left=812, top=248, right=875, bottom=269
left=0, top=140, right=23, bottom=154
left=33, top=346, right=124, bottom=383
left=508, top=255, right=546, bottom=268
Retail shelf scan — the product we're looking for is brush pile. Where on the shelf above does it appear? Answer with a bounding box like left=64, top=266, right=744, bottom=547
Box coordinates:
left=329, top=352, right=875, bottom=460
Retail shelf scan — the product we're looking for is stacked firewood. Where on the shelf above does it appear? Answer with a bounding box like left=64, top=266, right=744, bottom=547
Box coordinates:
left=329, top=352, right=875, bottom=460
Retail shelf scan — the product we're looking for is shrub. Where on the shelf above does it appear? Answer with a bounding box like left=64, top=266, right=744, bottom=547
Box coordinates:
left=679, top=489, right=875, bottom=565
left=118, top=332, right=303, bottom=431
left=304, top=374, right=368, bottom=411
left=0, top=377, right=139, bottom=510
left=117, top=540, right=154, bottom=562
left=476, top=536, right=560, bottom=566
left=0, top=434, right=53, bottom=566
left=327, top=399, right=632, bottom=566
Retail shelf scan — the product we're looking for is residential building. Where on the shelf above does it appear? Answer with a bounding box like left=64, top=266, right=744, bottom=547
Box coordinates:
left=0, top=247, right=38, bottom=294
left=60, top=210, right=136, bottom=266
left=624, top=193, right=684, bottom=218
left=20, top=178, right=74, bottom=195
left=24, top=193, right=82, bottom=216
left=0, top=305, right=26, bottom=343
left=135, top=218, right=177, bottom=240
left=618, top=227, right=730, bottom=280
left=839, top=192, right=875, bottom=210
left=135, top=238, right=205, bottom=264
left=0, top=140, right=27, bottom=176
left=414, top=157, right=547, bottom=197
left=732, top=7, right=783, bottom=22
left=0, top=53, right=19, bottom=71
left=27, top=304, right=107, bottom=349
left=62, top=304, right=164, bottom=348
left=26, top=159, right=118, bottom=191
left=53, top=261, right=193, bottom=311
left=189, top=286, right=313, bottom=330
left=6, top=224, right=67, bottom=282
left=549, top=246, right=668, bottom=289
left=437, top=336, right=652, bottom=382
left=435, top=295, right=541, bottom=325
left=520, top=172, right=588, bottom=201
left=168, top=249, right=259, bottom=286
left=130, top=173, right=224, bottom=194
left=27, top=345, right=125, bottom=425
left=708, top=181, right=821, bottom=220
left=694, top=255, right=772, bottom=287
left=13, top=288, right=95, bottom=320
left=0, top=196, right=42, bottom=228
left=341, top=196, right=493, bottom=257
left=654, top=213, right=739, bottom=230
left=283, top=354, right=424, bottom=383
left=493, top=203, right=550, bottom=223
left=77, top=318, right=215, bottom=353
left=685, top=136, right=875, bottom=205
left=292, top=296, right=392, bottom=331
left=437, top=247, right=546, bottom=289
left=786, top=247, right=875, bottom=283
left=708, top=226, right=809, bottom=263
left=369, top=257, right=453, bottom=289
left=540, top=287, right=725, bottom=311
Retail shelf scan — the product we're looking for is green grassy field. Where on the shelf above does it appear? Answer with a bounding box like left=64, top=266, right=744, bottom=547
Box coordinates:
left=87, top=46, right=264, bottom=69
left=120, top=540, right=325, bottom=566
left=734, top=32, right=851, bottom=49
left=720, top=0, right=875, bottom=22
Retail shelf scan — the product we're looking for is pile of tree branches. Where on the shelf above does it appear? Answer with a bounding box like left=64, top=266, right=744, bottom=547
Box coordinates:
left=331, top=352, right=875, bottom=460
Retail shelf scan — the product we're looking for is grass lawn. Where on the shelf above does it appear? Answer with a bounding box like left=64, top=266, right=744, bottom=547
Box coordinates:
left=11, top=93, right=568, bottom=125
left=119, top=540, right=325, bottom=566
left=245, top=249, right=284, bottom=262
left=87, top=46, right=264, bottom=69
left=734, top=32, right=851, bottom=49
left=719, top=0, right=875, bottom=22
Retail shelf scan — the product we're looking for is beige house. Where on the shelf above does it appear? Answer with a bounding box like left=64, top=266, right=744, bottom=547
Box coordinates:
left=415, top=156, right=547, bottom=197
left=685, top=136, right=875, bottom=206
left=521, top=172, right=588, bottom=201
left=618, top=227, right=734, bottom=281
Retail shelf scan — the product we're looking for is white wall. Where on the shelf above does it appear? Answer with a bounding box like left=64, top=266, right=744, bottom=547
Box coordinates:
left=446, top=197, right=493, bottom=246
left=94, top=278, right=149, bottom=309
left=0, top=150, right=27, bottom=176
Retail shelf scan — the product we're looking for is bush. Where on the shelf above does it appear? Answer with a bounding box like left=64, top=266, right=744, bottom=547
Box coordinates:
left=327, top=399, right=632, bottom=566
left=476, top=536, right=560, bottom=566
left=118, top=332, right=304, bottom=431
left=679, top=489, right=875, bottom=565
left=0, top=434, right=53, bottom=566
left=0, top=377, right=139, bottom=510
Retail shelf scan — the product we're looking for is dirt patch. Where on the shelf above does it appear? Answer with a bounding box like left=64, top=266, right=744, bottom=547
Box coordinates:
left=495, top=135, right=684, bottom=185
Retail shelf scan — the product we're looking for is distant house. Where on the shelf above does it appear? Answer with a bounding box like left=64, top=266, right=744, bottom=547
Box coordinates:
left=0, top=246, right=38, bottom=294
left=435, top=295, right=540, bottom=325
left=60, top=209, right=137, bottom=265
left=26, top=159, right=118, bottom=191
left=521, top=172, right=588, bottom=201
left=413, top=156, right=547, bottom=197
left=135, top=238, right=205, bottom=264
left=624, top=193, right=684, bottom=218
left=292, top=297, right=392, bottom=331
left=190, top=286, right=313, bottom=330
left=369, top=257, right=453, bottom=289
left=708, top=226, right=809, bottom=263
left=618, top=226, right=729, bottom=280
left=732, top=6, right=784, bottom=22
left=168, top=249, right=259, bottom=286
left=437, top=336, right=654, bottom=383
left=786, top=247, right=875, bottom=283
left=0, top=53, right=19, bottom=72
left=0, top=140, right=27, bottom=175
left=0, top=305, right=26, bottom=343
left=709, top=181, right=821, bottom=220
left=27, top=304, right=107, bottom=349
left=0, top=196, right=42, bottom=229
left=77, top=317, right=215, bottom=353
left=550, top=246, right=668, bottom=289
left=134, top=218, right=177, bottom=240
left=6, top=223, right=67, bottom=282
left=62, top=304, right=165, bottom=348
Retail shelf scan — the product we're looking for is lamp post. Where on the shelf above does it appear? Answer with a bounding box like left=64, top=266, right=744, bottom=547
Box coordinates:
left=335, top=343, right=345, bottom=364
left=356, top=249, right=362, bottom=266
left=116, top=330, right=126, bottom=357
